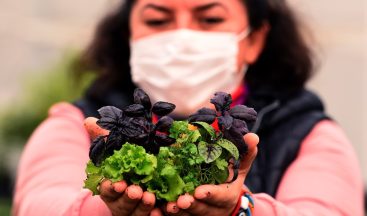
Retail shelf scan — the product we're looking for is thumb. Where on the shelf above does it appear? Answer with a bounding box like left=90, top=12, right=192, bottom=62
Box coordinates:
left=84, top=117, right=110, bottom=140
left=236, top=133, right=259, bottom=181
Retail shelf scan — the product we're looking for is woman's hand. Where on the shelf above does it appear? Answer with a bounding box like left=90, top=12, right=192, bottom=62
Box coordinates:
left=85, top=117, right=258, bottom=216
left=164, top=133, right=259, bottom=216
left=99, top=179, right=162, bottom=216
left=84, top=117, right=163, bottom=216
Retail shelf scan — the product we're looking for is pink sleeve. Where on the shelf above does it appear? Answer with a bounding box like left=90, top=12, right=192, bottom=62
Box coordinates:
left=253, top=120, right=364, bottom=216
left=13, top=103, right=111, bottom=216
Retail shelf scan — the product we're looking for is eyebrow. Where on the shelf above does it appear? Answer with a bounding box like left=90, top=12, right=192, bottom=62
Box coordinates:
left=141, top=3, right=173, bottom=14
left=193, top=2, right=228, bottom=13
left=140, top=2, right=227, bottom=15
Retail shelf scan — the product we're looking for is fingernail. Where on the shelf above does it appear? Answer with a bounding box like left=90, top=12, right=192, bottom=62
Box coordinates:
left=105, top=180, right=113, bottom=190
left=143, top=199, right=152, bottom=206
left=179, top=195, right=194, bottom=209
left=195, top=191, right=207, bottom=199
left=127, top=190, right=140, bottom=200
left=167, top=203, right=179, bottom=213
left=113, top=181, right=126, bottom=193
left=143, top=201, right=151, bottom=206
left=172, top=205, right=179, bottom=213
left=126, top=185, right=143, bottom=200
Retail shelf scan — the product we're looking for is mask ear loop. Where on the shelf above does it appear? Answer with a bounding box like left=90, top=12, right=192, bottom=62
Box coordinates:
left=236, top=28, right=251, bottom=74
left=237, top=28, right=252, bottom=41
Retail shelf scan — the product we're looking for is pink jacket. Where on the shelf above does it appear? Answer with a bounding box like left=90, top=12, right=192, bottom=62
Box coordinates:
left=13, top=102, right=364, bottom=215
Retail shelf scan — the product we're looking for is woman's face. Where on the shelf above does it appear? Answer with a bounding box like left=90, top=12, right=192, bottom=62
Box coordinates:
left=130, top=0, right=268, bottom=70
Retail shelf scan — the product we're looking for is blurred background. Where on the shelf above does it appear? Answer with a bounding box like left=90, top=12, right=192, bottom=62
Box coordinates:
left=0, top=0, right=366, bottom=214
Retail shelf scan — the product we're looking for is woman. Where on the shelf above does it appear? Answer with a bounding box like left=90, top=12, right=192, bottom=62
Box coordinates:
left=13, top=0, right=364, bottom=215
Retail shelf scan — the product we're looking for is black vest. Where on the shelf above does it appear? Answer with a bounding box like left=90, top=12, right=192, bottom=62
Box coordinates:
left=244, top=89, right=328, bottom=196
left=74, top=89, right=328, bottom=197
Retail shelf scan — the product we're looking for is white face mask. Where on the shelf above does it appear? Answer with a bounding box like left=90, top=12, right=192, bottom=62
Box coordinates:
left=130, top=29, right=250, bottom=116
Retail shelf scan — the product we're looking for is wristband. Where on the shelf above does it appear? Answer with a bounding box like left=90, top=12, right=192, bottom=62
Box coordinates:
left=231, top=189, right=254, bottom=216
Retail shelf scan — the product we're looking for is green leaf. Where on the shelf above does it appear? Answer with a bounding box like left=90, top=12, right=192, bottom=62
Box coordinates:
left=169, top=121, right=189, bottom=139
left=186, top=143, right=198, bottom=154
left=158, top=147, right=174, bottom=158
left=195, top=157, right=205, bottom=164
left=198, top=141, right=222, bottom=163
left=147, top=165, right=186, bottom=201
left=84, top=174, right=103, bottom=195
left=84, top=161, right=103, bottom=195
left=85, top=160, right=101, bottom=175
left=183, top=172, right=200, bottom=189
left=192, top=122, right=216, bottom=139
left=136, top=154, right=157, bottom=175
left=188, top=158, right=196, bottom=166
left=216, top=139, right=239, bottom=160
left=183, top=182, right=196, bottom=194
left=215, top=158, right=228, bottom=170
left=189, top=130, right=201, bottom=142
left=213, top=167, right=229, bottom=184
left=86, top=143, right=158, bottom=186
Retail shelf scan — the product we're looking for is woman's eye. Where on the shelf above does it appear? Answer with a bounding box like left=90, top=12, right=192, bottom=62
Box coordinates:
left=144, top=19, right=170, bottom=27
left=199, top=17, right=224, bottom=25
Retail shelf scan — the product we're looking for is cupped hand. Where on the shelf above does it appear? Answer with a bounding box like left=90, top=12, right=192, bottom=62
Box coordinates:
left=99, top=179, right=162, bottom=216
left=84, top=117, right=163, bottom=216
left=164, top=133, right=259, bottom=216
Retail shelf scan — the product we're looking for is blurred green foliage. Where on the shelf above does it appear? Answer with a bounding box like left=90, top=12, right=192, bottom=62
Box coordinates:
left=0, top=198, right=11, bottom=215
left=0, top=53, right=95, bottom=145
left=0, top=53, right=95, bottom=212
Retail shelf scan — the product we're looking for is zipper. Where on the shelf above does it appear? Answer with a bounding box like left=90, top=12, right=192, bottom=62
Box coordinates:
left=251, top=100, right=281, bottom=133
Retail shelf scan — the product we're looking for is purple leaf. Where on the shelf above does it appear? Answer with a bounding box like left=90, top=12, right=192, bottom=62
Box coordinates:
left=222, top=128, right=248, bottom=154
left=210, top=92, right=232, bottom=112
left=154, top=133, right=176, bottom=146
left=229, top=105, right=257, bottom=122
left=217, top=115, right=233, bottom=130
left=232, top=119, right=249, bottom=135
left=152, top=101, right=176, bottom=116
left=124, top=104, right=146, bottom=117
left=97, top=106, right=123, bottom=130
left=155, top=116, right=174, bottom=132
left=89, top=136, right=107, bottom=165
left=188, top=108, right=217, bottom=124
left=133, top=88, right=152, bottom=110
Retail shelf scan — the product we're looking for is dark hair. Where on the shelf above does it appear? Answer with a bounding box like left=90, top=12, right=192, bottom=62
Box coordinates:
left=76, top=0, right=313, bottom=101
